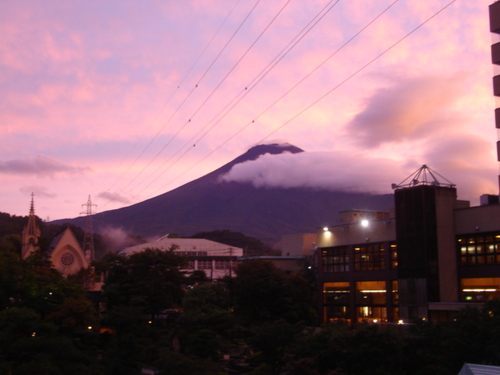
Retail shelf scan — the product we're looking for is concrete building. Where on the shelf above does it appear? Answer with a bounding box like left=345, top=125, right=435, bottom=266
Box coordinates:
left=121, top=236, right=243, bottom=280
left=490, top=1, right=500, bottom=191
left=315, top=165, right=500, bottom=325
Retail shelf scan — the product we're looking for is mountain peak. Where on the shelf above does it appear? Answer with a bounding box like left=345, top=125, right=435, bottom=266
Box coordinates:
left=234, top=142, right=304, bottom=165
left=207, top=142, right=303, bottom=178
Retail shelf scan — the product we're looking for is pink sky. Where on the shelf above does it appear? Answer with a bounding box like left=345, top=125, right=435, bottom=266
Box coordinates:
left=0, top=0, right=498, bottom=221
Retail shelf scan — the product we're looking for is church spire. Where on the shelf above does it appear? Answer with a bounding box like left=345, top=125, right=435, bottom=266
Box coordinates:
left=22, top=193, right=41, bottom=258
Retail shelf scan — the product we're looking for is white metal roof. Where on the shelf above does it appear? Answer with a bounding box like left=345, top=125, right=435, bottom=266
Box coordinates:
left=121, top=237, right=243, bottom=257
left=458, top=363, right=500, bottom=375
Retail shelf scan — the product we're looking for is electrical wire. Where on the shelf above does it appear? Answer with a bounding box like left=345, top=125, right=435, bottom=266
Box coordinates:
left=99, top=0, right=258, bottom=207
left=97, top=1, right=243, bottom=202
left=149, top=0, right=456, bottom=198
left=127, top=0, right=340, bottom=200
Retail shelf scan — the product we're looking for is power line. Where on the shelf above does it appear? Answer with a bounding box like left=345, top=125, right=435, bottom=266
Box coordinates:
left=150, top=0, right=456, bottom=197
left=127, top=0, right=340, bottom=200
left=259, top=0, right=456, bottom=143
left=126, top=0, right=294, bottom=199
left=98, top=0, right=254, bottom=208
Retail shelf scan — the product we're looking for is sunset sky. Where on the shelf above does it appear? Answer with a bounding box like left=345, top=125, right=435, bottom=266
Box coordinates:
left=1, top=0, right=498, bottom=221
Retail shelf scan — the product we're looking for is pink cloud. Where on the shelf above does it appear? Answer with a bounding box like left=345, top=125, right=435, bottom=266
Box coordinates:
left=345, top=74, right=467, bottom=148
left=97, top=191, right=131, bottom=205
left=0, top=155, right=89, bottom=177
left=19, top=185, right=57, bottom=199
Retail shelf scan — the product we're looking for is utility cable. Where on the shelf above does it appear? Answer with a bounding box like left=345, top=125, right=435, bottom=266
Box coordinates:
left=100, top=0, right=260, bottom=206
left=128, top=0, right=339, bottom=199
left=152, top=0, right=456, bottom=196
left=128, top=0, right=293, bottom=198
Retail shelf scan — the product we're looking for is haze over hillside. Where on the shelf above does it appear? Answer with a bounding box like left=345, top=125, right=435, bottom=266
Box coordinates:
left=53, top=143, right=394, bottom=245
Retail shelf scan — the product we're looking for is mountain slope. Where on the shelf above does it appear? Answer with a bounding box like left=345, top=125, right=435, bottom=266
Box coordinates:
left=54, top=143, right=394, bottom=245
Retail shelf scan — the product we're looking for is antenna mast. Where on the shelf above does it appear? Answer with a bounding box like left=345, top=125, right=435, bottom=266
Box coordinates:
left=81, top=195, right=97, bottom=261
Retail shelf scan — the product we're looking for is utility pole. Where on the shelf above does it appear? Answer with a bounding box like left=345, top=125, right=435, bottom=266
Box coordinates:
left=81, top=195, right=97, bottom=261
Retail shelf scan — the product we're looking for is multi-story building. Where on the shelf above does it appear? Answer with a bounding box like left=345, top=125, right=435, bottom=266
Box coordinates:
left=490, top=1, right=500, bottom=189
left=315, top=165, right=500, bottom=325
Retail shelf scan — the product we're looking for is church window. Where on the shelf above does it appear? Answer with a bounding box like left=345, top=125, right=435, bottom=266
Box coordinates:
left=61, top=252, right=75, bottom=266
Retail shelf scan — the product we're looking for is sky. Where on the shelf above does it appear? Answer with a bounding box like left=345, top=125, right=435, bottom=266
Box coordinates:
left=1, top=0, right=498, bottom=221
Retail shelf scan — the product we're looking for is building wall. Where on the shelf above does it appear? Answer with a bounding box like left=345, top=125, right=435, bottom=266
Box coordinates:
left=435, top=187, right=459, bottom=303
left=454, top=204, right=500, bottom=234
left=318, top=217, right=395, bottom=248
left=281, top=233, right=317, bottom=257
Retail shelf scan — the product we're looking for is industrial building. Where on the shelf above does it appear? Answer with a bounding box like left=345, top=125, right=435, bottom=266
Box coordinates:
left=121, top=235, right=243, bottom=280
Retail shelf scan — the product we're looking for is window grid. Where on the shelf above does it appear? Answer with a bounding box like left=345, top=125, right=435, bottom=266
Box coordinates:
left=215, top=260, right=230, bottom=269
left=197, top=260, right=213, bottom=270
left=354, top=243, right=385, bottom=271
left=458, top=233, right=500, bottom=266
left=321, top=247, right=349, bottom=273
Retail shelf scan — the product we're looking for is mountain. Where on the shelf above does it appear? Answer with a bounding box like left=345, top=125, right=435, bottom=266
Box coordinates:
left=53, top=143, right=394, bottom=245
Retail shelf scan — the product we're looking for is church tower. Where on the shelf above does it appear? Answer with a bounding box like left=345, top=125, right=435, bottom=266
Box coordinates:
left=22, top=193, right=41, bottom=259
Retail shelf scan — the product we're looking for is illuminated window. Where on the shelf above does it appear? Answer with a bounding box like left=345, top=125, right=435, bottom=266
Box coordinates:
left=392, top=280, right=399, bottom=305
left=457, top=233, right=500, bottom=266
left=323, top=282, right=349, bottom=305
left=324, top=305, right=350, bottom=323
left=321, top=246, right=349, bottom=272
left=356, top=281, right=387, bottom=305
left=356, top=306, right=387, bottom=323
left=356, top=281, right=388, bottom=323
left=354, top=243, right=385, bottom=271
left=390, top=243, right=398, bottom=269
left=461, top=278, right=500, bottom=301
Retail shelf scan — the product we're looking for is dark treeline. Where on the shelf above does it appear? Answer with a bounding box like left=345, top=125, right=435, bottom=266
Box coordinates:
left=1, top=213, right=500, bottom=374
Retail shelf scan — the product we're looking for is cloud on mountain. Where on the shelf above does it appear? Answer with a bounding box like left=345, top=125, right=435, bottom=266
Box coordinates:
left=220, top=151, right=407, bottom=194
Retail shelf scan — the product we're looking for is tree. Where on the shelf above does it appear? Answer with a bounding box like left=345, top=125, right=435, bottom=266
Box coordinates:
left=102, top=248, right=187, bottom=321
left=0, top=245, right=101, bottom=374
left=234, top=259, right=316, bottom=325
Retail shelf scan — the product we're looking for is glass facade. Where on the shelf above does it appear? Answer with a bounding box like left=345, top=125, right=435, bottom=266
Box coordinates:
left=322, top=280, right=399, bottom=323
left=461, top=277, right=500, bottom=302
left=354, top=243, right=385, bottom=271
left=321, top=246, right=349, bottom=272
left=320, top=242, right=397, bottom=273
left=457, top=233, right=500, bottom=265
left=356, top=281, right=387, bottom=322
left=323, top=282, right=350, bottom=322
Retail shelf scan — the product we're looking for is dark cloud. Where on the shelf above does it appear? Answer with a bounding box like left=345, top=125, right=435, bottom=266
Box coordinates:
left=346, top=74, right=467, bottom=148
left=19, top=185, right=57, bottom=198
left=98, top=191, right=131, bottom=204
left=0, top=155, right=89, bottom=176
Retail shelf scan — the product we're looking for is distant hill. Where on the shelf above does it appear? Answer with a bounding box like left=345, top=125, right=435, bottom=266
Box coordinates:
left=53, top=143, right=394, bottom=245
